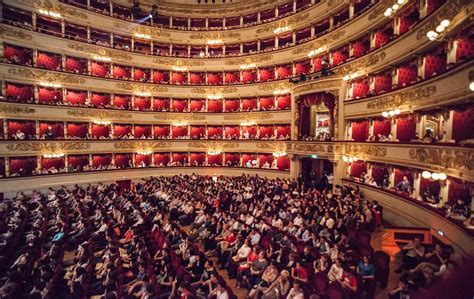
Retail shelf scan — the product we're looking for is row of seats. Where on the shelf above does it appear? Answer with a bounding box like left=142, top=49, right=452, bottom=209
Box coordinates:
left=3, top=81, right=292, bottom=111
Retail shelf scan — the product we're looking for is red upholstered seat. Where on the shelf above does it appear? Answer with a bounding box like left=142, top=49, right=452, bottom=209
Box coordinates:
left=331, top=48, right=348, bottom=66
left=5, top=82, right=34, bottom=103
left=295, top=62, right=311, bottom=75
left=351, top=40, right=369, bottom=58
left=351, top=80, right=370, bottom=99
left=276, top=65, right=292, bottom=79
left=396, top=65, right=418, bottom=87
left=373, top=30, right=390, bottom=49
left=373, top=73, right=392, bottom=94
left=423, top=54, right=446, bottom=79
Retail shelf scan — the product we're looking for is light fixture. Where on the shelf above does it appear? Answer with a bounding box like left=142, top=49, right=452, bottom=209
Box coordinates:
left=39, top=82, right=62, bottom=88
left=137, top=150, right=152, bottom=155
left=307, top=47, right=323, bottom=58
left=43, top=153, right=65, bottom=158
left=470, top=82, right=474, bottom=91
left=172, top=66, right=188, bottom=72
left=93, top=55, right=112, bottom=62
left=426, top=19, right=450, bottom=41
left=38, top=9, right=62, bottom=19
left=274, top=26, right=290, bottom=34
left=343, top=72, right=359, bottom=81
left=240, top=121, right=256, bottom=126
left=272, top=151, right=287, bottom=157
left=93, top=120, right=111, bottom=125
left=421, top=171, right=447, bottom=181
left=381, top=108, right=401, bottom=118
left=397, top=0, right=404, bottom=4
left=207, top=94, right=223, bottom=100
left=173, top=122, right=188, bottom=127
left=207, top=149, right=222, bottom=155
left=135, top=91, right=151, bottom=97
left=342, top=155, right=359, bottom=163
left=273, top=89, right=290, bottom=95
left=207, top=39, right=223, bottom=45
left=134, top=33, right=151, bottom=40
left=240, top=63, right=257, bottom=70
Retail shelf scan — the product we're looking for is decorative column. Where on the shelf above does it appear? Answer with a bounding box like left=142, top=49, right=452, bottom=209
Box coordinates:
left=440, top=179, right=449, bottom=206
left=389, top=166, right=395, bottom=188
left=413, top=172, right=421, bottom=198
left=63, top=121, right=68, bottom=138
left=391, top=118, right=397, bottom=140
left=444, top=110, right=454, bottom=142
left=289, top=154, right=300, bottom=179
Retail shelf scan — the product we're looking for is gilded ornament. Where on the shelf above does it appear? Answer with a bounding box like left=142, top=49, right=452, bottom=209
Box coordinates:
left=67, top=109, right=132, bottom=119
left=8, top=68, right=85, bottom=84
left=223, top=113, right=274, bottom=121
left=188, top=141, right=240, bottom=149
left=224, top=55, right=274, bottom=66
left=366, top=86, right=436, bottom=110
left=153, top=58, right=205, bottom=67
left=31, top=0, right=88, bottom=19
left=256, top=13, right=310, bottom=34
left=258, top=82, right=291, bottom=92
left=408, top=148, right=474, bottom=170
left=293, top=80, right=340, bottom=94
left=292, top=143, right=326, bottom=153
left=113, top=141, right=172, bottom=150
left=292, top=39, right=327, bottom=55
left=67, top=44, right=133, bottom=60
left=336, top=51, right=386, bottom=75
left=367, top=0, right=392, bottom=20
left=190, top=32, right=241, bottom=40
left=6, top=142, right=90, bottom=152
left=116, top=82, right=168, bottom=93
left=154, top=114, right=206, bottom=121
left=346, top=144, right=387, bottom=157
left=0, top=104, right=35, bottom=114
left=0, top=25, right=33, bottom=40
left=255, top=142, right=286, bottom=151
left=190, top=87, right=238, bottom=94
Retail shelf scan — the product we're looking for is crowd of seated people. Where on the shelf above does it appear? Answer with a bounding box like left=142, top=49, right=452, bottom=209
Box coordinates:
left=300, top=132, right=332, bottom=141
left=0, top=174, right=468, bottom=298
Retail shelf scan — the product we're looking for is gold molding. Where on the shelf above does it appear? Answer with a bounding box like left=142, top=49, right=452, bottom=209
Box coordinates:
left=113, top=141, right=172, bottom=150
left=224, top=55, right=274, bottom=66
left=154, top=114, right=206, bottom=121
left=67, top=109, right=132, bottom=119
left=255, top=142, right=286, bottom=151
left=26, top=0, right=89, bottom=19
left=336, top=51, right=386, bottom=75
left=258, top=82, right=291, bottom=92
left=190, top=87, right=238, bottom=94
left=223, top=113, right=274, bottom=121
left=6, top=142, right=90, bottom=152
left=152, top=58, right=205, bottom=67
left=116, top=82, right=169, bottom=93
left=293, top=80, right=341, bottom=94
left=0, top=103, right=36, bottom=114
left=409, top=148, right=474, bottom=170
left=256, top=13, right=310, bottom=34
left=7, top=68, right=86, bottom=84
left=366, top=86, right=437, bottom=110
left=187, top=141, right=240, bottom=149
left=189, top=32, right=241, bottom=40
left=288, top=142, right=326, bottom=153
left=67, top=44, right=133, bottom=61
left=0, top=26, right=33, bottom=40
left=367, top=0, right=392, bottom=20
left=346, top=144, right=387, bottom=157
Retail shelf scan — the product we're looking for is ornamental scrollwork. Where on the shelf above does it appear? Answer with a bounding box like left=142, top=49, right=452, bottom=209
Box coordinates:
left=224, top=55, right=274, bottom=66
left=258, top=82, right=291, bottom=92
left=293, top=80, right=340, bottom=95
left=0, top=104, right=35, bottom=114
left=367, top=0, right=392, bottom=20
left=67, top=109, right=132, bottom=119
left=187, top=141, right=240, bottom=149
left=113, top=141, right=172, bottom=150
left=116, top=83, right=168, bottom=93
left=6, top=142, right=90, bottom=152
left=255, top=142, right=286, bottom=151
left=408, top=148, right=474, bottom=170
left=29, top=0, right=88, bottom=19
left=336, top=51, right=386, bottom=75
left=67, top=44, right=133, bottom=61
left=0, top=26, right=33, bottom=40
left=292, top=143, right=326, bottom=153
left=346, top=144, right=387, bottom=157
left=152, top=58, right=205, bottom=67
left=366, top=86, right=437, bottom=110
left=190, top=32, right=241, bottom=40
left=190, top=87, right=238, bottom=94
left=256, top=13, right=310, bottom=34
left=223, top=113, right=274, bottom=121
left=154, top=114, right=206, bottom=121
left=8, top=68, right=86, bottom=84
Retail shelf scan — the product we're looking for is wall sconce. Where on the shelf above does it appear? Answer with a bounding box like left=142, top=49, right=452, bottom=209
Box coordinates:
left=136, top=150, right=152, bottom=155
left=307, top=47, right=323, bottom=58
left=38, top=9, right=62, bottom=19
left=93, top=120, right=111, bottom=125
left=342, top=72, right=359, bottom=81
left=135, top=91, right=151, bottom=97
left=207, top=149, right=222, bottom=155
left=43, top=153, right=65, bottom=158
left=207, top=39, right=223, bottom=45
left=240, top=121, right=256, bottom=126
left=274, top=26, right=290, bottom=34
left=422, top=171, right=447, bottom=181
left=273, top=89, right=290, bottom=95
left=470, top=82, right=474, bottom=92
left=342, top=155, right=359, bottom=163
left=240, top=63, right=257, bottom=70
left=173, top=122, right=188, bottom=127
left=92, top=55, right=112, bottom=62
left=383, top=0, right=405, bottom=17
left=381, top=108, right=401, bottom=118
left=426, top=19, right=450, bottom=41
left=272, top=151, right=287, bottom=157
left=207, top=94, right=223, bottom=100
left=172, top=66, right=188, bottom=72
left=39, top=82, right=62, bottom=88
left=134, top=33, right=151, bottom=39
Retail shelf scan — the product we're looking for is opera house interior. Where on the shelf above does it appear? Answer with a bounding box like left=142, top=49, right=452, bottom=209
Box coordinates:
left=0, top=0, right=472, bottom=298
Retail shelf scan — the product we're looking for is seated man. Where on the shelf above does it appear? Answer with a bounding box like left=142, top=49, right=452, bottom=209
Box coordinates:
left=395, top=238, right=425, bottom=273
